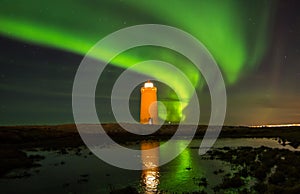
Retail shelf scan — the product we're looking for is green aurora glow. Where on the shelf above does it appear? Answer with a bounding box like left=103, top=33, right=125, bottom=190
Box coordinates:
left=0, top=0, right=275, bottom=122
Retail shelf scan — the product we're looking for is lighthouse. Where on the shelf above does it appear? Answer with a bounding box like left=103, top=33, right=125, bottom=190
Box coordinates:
left=140, top=80, right=158, bottom=124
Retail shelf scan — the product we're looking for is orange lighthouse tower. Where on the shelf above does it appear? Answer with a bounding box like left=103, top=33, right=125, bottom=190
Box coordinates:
left=140, top=80, right=158, bottom=124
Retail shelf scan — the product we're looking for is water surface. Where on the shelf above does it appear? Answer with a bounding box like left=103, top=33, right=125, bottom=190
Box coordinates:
left=1, top=138, right=298, bottom=193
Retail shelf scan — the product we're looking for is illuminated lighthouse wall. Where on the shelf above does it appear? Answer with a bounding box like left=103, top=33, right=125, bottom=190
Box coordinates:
left=140, top=81, right=158, bottom=124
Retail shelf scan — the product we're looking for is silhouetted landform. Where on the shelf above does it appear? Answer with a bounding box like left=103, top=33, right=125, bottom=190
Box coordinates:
left=0, top=123, right=300, bottom=178
left=1, top=123, right=299, bottom=146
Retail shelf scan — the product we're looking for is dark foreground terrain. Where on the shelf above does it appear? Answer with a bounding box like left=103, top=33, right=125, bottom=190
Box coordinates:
left=0, top=124, right=300, bottom=193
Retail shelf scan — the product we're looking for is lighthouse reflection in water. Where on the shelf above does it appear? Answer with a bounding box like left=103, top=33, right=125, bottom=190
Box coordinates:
left=141, top=141, right=160, bottom=193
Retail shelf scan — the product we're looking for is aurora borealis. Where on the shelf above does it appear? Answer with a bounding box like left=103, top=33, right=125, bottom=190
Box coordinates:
left=0, top=0, right=299, bottom=125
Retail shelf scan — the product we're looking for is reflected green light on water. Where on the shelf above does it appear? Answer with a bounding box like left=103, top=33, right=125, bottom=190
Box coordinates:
left=177, top=141, right=192, bottom=172
left=157, top=141, right=212, bottom=192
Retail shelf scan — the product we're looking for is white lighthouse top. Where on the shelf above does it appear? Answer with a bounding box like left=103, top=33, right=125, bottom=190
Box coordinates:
left=144, top=81, right=154, bottom=88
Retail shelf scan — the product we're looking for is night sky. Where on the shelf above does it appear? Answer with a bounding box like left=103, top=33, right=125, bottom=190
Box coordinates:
left=0, top=0, right=299, bottom=126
